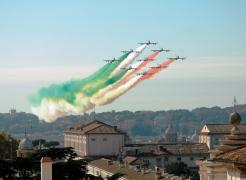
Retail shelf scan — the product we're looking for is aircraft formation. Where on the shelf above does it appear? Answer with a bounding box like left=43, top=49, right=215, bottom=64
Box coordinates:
left=104, top=41, right=185, bottom=77
left=30, top=41, right=186, bottom=122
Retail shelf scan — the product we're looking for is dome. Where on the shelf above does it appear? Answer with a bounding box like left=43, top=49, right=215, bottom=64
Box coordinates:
left=230, top=112, right=241, bottom=125
left=19, top=137, right=33, bottom=150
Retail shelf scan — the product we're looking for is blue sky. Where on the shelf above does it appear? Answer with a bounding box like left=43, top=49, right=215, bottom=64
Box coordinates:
left=0, top=0, right=246, bottom=112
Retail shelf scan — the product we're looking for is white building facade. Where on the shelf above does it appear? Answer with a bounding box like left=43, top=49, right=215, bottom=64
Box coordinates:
left=199, top=124, right=246, bottom=150
left=64, top=120, right=125, bottom=157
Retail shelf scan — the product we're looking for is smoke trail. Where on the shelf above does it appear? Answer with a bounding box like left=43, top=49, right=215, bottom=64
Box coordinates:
left=30, top=52, right=129, bottom=106
left=110, top=44, right=147, bottom=76
left=29, top=42, right=179, bottom=123
left=30, top=52, right=131, bottom=122
left=94, top=75, right=143, bottom=106
left=94, top=58, right=175, bottom=106
left=91, top=51, right=160, bottom=102
left=139, top=59, right=174, bottom=81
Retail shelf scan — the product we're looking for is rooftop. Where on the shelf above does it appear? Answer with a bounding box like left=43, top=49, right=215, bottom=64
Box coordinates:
left=88, top=158, right=178, bottom=180
left=19, top=137, right=33, bottom=150
left=125, top=143, right=209, bottom=156
left=213, top=146, right=246, bottom=165
left=64, top=120, right=125, bottom=135
left=201, top=124, right=246, bottom=134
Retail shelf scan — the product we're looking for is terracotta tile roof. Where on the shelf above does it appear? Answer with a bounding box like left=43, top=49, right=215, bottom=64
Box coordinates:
left=160, top=143, right=209, bottom=155
left=125, top=143, right=209, bottom=156
left=88, top=158, right=176, bottom=180
left=123, top=156, right=148, bottom=167
left=123, top=156, right=137, bottom=164
left=64, top=120, right=125, bottom=135
left=202, top=124, right=246, bottom=134
left=41, top=157, right=52, bottom=163
left=213, top=146, right=246, bottom=164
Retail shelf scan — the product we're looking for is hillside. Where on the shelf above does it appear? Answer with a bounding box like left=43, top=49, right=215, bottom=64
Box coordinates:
left=0, top=104, right=246, bottom=143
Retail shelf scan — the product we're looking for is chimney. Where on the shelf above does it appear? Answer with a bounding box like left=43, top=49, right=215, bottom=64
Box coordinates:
left=154, top=166, right=161, bottom=180
left=41, top=157, right=53, bottom=180
left=107, top=160, right=113, bottom=167
left=155, top=172, right=161, bottom=180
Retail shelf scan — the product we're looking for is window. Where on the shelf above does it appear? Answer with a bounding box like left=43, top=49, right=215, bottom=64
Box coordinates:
left=103, top=138, right=107, bottom=142
left=164, top=157, right=168, bottom=161
left=190, top=157, right=194, bottom=160
left=177, top=157, right=181, bottom=161
left=91, top=138, right=96, bottom=142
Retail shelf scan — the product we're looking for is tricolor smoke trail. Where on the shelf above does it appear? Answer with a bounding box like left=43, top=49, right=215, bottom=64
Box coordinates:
left=110, top=44, right=147, bottom=76
left=93, top=58, right=175, bottom=106
left=30, top=44, right=179, bottom=122
left=91, top=51, right=160, bottom=103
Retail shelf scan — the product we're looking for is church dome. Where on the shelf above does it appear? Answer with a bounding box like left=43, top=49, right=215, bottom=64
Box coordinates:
left=19, top=137, right=33, bottom=150
left=230, top=112, right=241, bottom=125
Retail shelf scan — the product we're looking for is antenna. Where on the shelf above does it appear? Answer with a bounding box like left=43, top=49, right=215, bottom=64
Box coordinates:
left=233, top=96, right=238, bottom=112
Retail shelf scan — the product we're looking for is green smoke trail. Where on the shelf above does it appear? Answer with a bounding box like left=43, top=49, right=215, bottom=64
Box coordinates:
left=83, top=69, right=128, bottom=96
left=29, top=52, right=130, bottom=106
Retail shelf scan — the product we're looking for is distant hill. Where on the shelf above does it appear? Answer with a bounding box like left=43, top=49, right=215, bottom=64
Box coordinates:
left=0, top=104, right=246, bottom=144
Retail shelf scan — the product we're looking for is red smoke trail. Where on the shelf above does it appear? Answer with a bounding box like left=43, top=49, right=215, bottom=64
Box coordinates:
left=119, top=51, right=160, bottom=85
left=140, top=59, right=175, bottom=81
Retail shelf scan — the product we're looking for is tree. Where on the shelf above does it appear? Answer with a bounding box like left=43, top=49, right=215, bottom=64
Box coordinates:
left=165, top=162, right=190, bottom=178
left=0, top=160, right=16, bottom=179
left=0, top=132, right=19, bottom=159
left=164, top=162, right=199, bottom=180
left=32, top=139, right=46, bottom=146
left=44, top=141, right=60, bottom=148
left=53, top=159, right=87, bottom=180
left=12, top=157, right=38, bottom=179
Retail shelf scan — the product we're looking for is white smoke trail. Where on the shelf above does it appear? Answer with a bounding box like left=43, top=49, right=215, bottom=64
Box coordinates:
left=110, top=44, right=147, bottom=76
left=90, top=60, right=143, bottom=103
left=94, top=75, right=143, bottom=106
left=31, top=93, right=94, bottom=122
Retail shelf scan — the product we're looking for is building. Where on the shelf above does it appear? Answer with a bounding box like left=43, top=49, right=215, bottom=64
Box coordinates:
left=199, top=123, right=246, bottom=150
left=64, top=120, right=125, bottom=157
left=158, top=122, right=178, bottom=144
left=17, top=135, right=34, bottom=158
left=87, top=158, right=181, bottom=180
left=190, top=130, right=199, bottom=143
left=197, top=111, right=246, bottom=180
left=124, top=143, right=209, bottom=168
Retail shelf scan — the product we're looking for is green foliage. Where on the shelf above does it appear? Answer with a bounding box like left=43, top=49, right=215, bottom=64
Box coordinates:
left=165, top=162, right=199, bottom=180
left=0, top=160, right=16, bottom=179
left=1, top=104, right=246, bottom=140
left=0, top=147, right=94, bottom=179
left=131, top=123, right=158, bottom=136
left=43, top=141, right=60, bottom=148
left=32, top=139, right=60, bottom=148
left=12, top=157, right=38, bottom=179
left=165, top=162, right=190, bottom=176
left=53, top=159, right=87, bottom=180
left=31, top=147, right=77, bottom=161
left=0, top=132, right=19, bottom=159
left=32, top=139, right=46, bottom=146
